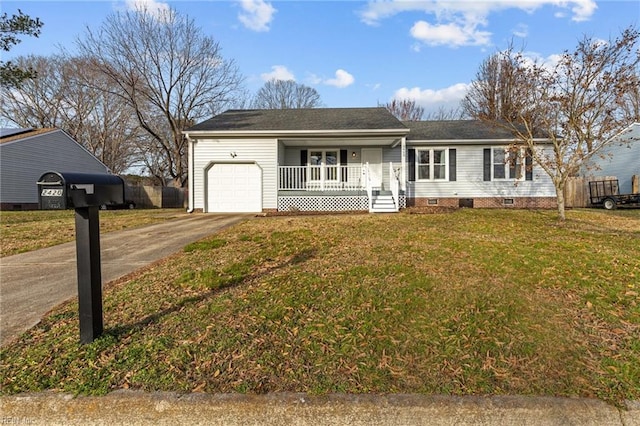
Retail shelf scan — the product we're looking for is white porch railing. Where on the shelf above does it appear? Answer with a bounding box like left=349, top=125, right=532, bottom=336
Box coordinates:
left=364, top=162, right=372, bottom=210
left=278, top=165, right=365, bottom=191
left=390, top=162, right=399, bottom=208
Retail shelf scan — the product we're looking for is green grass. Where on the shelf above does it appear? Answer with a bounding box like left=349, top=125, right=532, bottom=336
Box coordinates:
left=1, top=209, right=638, bottom=405
left=0, top=208, right=185, bottom=257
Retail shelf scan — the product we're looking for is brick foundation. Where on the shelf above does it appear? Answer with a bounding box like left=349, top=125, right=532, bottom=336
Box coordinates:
left=408, top=197, right=557, bottom=209
left=407, top=198, right=459, bottom=208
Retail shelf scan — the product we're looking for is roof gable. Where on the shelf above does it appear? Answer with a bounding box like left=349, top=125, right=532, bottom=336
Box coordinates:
left=187, top=108, right=407, bottom=133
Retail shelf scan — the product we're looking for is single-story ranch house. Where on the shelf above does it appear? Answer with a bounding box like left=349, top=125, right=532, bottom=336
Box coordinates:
left=184, top=108, right=557, bottom=213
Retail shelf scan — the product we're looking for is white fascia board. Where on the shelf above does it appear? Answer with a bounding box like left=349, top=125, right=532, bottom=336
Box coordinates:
left=407, top=138, right=552, bottom=146
left=605, top=122, right=640, bottom=143
left=183, top=128, right=409, bottom=139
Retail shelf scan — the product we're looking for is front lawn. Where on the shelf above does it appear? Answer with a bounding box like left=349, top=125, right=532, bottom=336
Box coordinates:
left=1, top=209, right=638, bottom=405
left=0, top=208, right=185, bottom=257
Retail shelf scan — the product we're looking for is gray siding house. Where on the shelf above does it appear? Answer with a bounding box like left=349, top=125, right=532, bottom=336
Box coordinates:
left=0, top=128, right=110, bottom=210
left=581, top=123, right=640, bottom=195
left=184, top=108, right=556, bottom=213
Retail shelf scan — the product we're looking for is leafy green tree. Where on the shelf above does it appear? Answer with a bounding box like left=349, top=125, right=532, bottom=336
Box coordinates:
left=0, top=9, right=43, bottom=87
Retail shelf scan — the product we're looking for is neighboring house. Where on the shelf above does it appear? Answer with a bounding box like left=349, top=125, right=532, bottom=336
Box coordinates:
left=0, top=128, right=110, bottom=210
left=184, top=108, right=557, bottom=213
left=581, top=122, right=640, bottom=195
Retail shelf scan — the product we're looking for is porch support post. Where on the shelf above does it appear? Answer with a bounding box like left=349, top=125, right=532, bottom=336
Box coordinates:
left=400, top=136, right=407, bottom=191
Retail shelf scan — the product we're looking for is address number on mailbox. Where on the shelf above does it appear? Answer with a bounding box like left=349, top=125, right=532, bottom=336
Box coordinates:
left=41, top=188, right=64, bottom=197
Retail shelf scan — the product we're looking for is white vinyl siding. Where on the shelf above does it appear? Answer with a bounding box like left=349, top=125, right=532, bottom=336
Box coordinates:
left=407, top=145, right=555, bottom=199
left=0, top=130, right=109, bottom=204
left=382, top=146, right=401, bottom=191
left=192, top=138, right=277, bottom=211
left=582, top=124, right=640, bottom=194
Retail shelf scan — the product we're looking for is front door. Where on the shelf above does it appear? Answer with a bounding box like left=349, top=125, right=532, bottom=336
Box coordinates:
left=361, top=148, right=383, bottom=188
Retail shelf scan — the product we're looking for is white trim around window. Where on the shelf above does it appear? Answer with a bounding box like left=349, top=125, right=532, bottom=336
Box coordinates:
left=491, top=147, right=525, bottom=181
left=416, top=147, right=449, bottom=181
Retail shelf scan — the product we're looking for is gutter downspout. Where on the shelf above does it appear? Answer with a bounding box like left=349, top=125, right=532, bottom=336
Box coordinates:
left=186, top=134, right=195, bottom=213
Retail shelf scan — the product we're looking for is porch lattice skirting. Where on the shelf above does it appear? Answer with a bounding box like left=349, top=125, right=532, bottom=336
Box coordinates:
left=278, top=195, right=406, bottom=212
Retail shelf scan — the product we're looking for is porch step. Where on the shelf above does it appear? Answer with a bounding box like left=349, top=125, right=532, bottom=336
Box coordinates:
left=370, top=194, right=398, bottom=213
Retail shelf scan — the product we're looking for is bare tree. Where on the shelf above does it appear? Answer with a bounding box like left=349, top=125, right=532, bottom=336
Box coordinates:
left=424, top=106, right=466, bottom=121
left=461, top=42, right=530, bottom=122
left=0, top=55, right=140, bottom=174
left=468, top=26, right=640, bottom=220
left=252, top=79, right=322, bottom=109
left=75, top=5, right=244, bottom=187
left=381, top=99, right=424, bottom=121
left=620, top=72, right=640, bottom=121
left=0, top=55, right=64, bottom=127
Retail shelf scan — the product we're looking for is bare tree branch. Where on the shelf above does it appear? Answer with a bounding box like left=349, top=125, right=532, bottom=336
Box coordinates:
left=466, top=26, right=640, bottom=220
left=252, top=79, right=322, bottom=109
left=0, top=54, right=140, bottom=173
left=75, top=5, right=245, bottom=186
left=381, top=99, right=424, bottom=121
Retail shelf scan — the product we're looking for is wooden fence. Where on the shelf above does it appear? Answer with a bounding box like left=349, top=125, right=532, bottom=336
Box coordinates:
left=564, top=176, right=616, bottom=208
left=125, top=185, right=185, bottom=209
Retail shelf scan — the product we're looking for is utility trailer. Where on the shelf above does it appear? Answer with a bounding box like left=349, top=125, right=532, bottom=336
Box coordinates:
left=588, top=179, right=640, bottom=210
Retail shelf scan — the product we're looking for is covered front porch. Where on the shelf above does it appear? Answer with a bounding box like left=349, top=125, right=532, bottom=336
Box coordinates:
left=276, top=138, right=406, bottom=212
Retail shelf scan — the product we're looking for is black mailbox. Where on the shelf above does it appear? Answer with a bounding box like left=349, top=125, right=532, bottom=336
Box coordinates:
left=36, top=171, right=126, bottom=344
left=38, top=171, right=124, bottom=210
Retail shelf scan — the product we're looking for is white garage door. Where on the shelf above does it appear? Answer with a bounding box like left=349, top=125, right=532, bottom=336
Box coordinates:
left=207, top=163, right=262, bottom=213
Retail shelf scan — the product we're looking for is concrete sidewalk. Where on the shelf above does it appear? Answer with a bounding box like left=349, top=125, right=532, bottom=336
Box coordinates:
left=0, top=213, right=250, bottom=346
left=1, top=392, right=638, bottom=425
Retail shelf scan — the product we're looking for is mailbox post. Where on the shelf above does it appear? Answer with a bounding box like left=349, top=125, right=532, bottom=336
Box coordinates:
left=75, top=206, right=103, bottom=343
left=38, top=171, right=124, bottom=344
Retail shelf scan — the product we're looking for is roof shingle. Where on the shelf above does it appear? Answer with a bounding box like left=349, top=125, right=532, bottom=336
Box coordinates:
left=405, top=120, right=517, bottom=140
left=187, top=108, right=407, bottom=132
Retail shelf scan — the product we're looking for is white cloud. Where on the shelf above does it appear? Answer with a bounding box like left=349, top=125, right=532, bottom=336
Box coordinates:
left=261, top=65, right=295, bottom=82
left=517, top=51, right=564, bottom=71
left=393, top=83, right=470, bottom=115
left=512, top=23, right=528, bottom=38
left=410, top=21, right=491, bottom=47
left=238, top=0, right=276, bottom=32
left=124, top=0, right=170, bottom=19
left=568, top=0, right=598, bottom=22
left=307, top=69, right=355, bottom=88
left=324, top=69, right=355, bottom=88
left=360, top=0, right=597, bottom=48
left=307, top=74, right=323, bottom=85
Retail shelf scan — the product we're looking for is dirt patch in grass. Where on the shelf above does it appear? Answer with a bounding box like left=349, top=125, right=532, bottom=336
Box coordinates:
left=1, top=209, right=638, bottom=405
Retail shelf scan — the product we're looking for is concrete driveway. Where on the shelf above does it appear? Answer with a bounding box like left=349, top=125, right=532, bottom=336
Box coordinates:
left=0, top=213, right=250, bottom=346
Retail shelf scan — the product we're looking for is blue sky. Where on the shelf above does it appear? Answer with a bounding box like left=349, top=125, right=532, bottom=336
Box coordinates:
left=4, top=0, right=639, bottom=116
